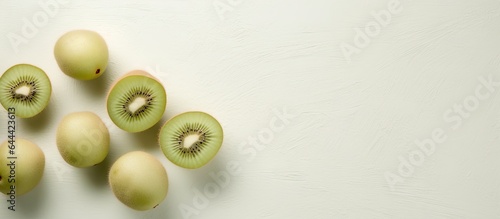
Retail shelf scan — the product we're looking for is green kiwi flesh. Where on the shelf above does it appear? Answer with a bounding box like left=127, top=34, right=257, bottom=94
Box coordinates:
left=0, top=64, right=51, bottom=118
left=159, top=111, right=223, bottom=169
left=107, top=72, right=166, bottom=132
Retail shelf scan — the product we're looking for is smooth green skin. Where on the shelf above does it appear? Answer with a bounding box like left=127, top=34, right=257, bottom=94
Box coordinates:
left=0, top=138, right=45, bottom=196
left=109, top=151, right=169, bottom=211
left=56, top=112, right=110, bottom=167
left=54, top=30, right=108, bottom=80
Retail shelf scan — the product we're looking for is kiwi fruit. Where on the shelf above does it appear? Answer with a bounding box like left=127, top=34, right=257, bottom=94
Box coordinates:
left=109, top=151, right=169, bottom=211
left=106, top=70, right=167, bottom=133
left=54, top=29, right=108, bottom=80
left=159, top=111, right=223, bottom=169
left=0, top=138, right=45, bottom=196
left=56, top=111, right=110, bottom=167
left=0, top=64, right=52, bottom=118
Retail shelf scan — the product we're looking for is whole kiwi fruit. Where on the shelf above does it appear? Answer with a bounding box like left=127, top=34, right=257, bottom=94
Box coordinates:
left=54, top=29, right=108, bottom=80
left=56, top=111, right=110, bottom=167
left=0, top=138, right=45, bottom=196
left=109, top=151, right=169, bottom=211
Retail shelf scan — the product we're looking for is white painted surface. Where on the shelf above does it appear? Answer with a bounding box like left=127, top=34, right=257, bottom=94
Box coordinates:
left=1, top=0, right=500, bottom=218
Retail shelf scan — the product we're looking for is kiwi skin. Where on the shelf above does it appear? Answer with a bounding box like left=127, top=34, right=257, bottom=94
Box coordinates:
left=0, top=138, right=45, bottom=196
left=56, top=111, right=110, bottom=168
left=106, top=70, right=167, bottom=133
left=54, top=29, right=108, bottom=80
left=108, top=151, right=169, bottom=211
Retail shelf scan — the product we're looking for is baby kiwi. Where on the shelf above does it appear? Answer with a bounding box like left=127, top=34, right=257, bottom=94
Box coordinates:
left=54, top=29, right=108, bottom=80
left=109, top=151, right=169, bottom=211
left=106, top=70, right=167, bottom=133
left=159, top=111, right=223, bottom=169
left=56, top=112, right=110, bottom=167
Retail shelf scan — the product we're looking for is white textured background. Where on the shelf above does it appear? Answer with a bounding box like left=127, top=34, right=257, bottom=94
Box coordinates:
left=1, top=0, right=500, bottom=218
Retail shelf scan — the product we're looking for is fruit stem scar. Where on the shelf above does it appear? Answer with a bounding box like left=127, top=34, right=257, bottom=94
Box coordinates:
left=96, top=69, right=100, bottom=74
left=15, top=85, right=31, bottom=96
left=128, top=97, right=147, bottom=114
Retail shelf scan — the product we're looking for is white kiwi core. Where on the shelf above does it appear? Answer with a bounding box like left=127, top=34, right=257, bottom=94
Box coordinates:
left=128, top=97, right=147, bottom=114
left=15, top=85, right=31, bottom=96
left=183, top=134, right=201, bottom=149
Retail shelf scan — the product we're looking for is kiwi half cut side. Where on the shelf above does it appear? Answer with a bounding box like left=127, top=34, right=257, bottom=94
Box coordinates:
left=0, top=64, right=52, bottom=118
left=159, top=111, right=223, bottom=169
left=107, top=70, right=166, bottom=133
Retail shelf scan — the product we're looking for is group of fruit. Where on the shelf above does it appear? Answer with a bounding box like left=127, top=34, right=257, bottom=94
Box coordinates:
left=0, top=30, right=224, bottom=210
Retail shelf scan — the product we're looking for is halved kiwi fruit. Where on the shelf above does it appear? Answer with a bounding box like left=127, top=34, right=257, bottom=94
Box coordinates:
left=159, top=111, right=223, bottom=169
left=0, top=64, right=52, bottom=118
left=107, top=70, right=166, bottom=133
